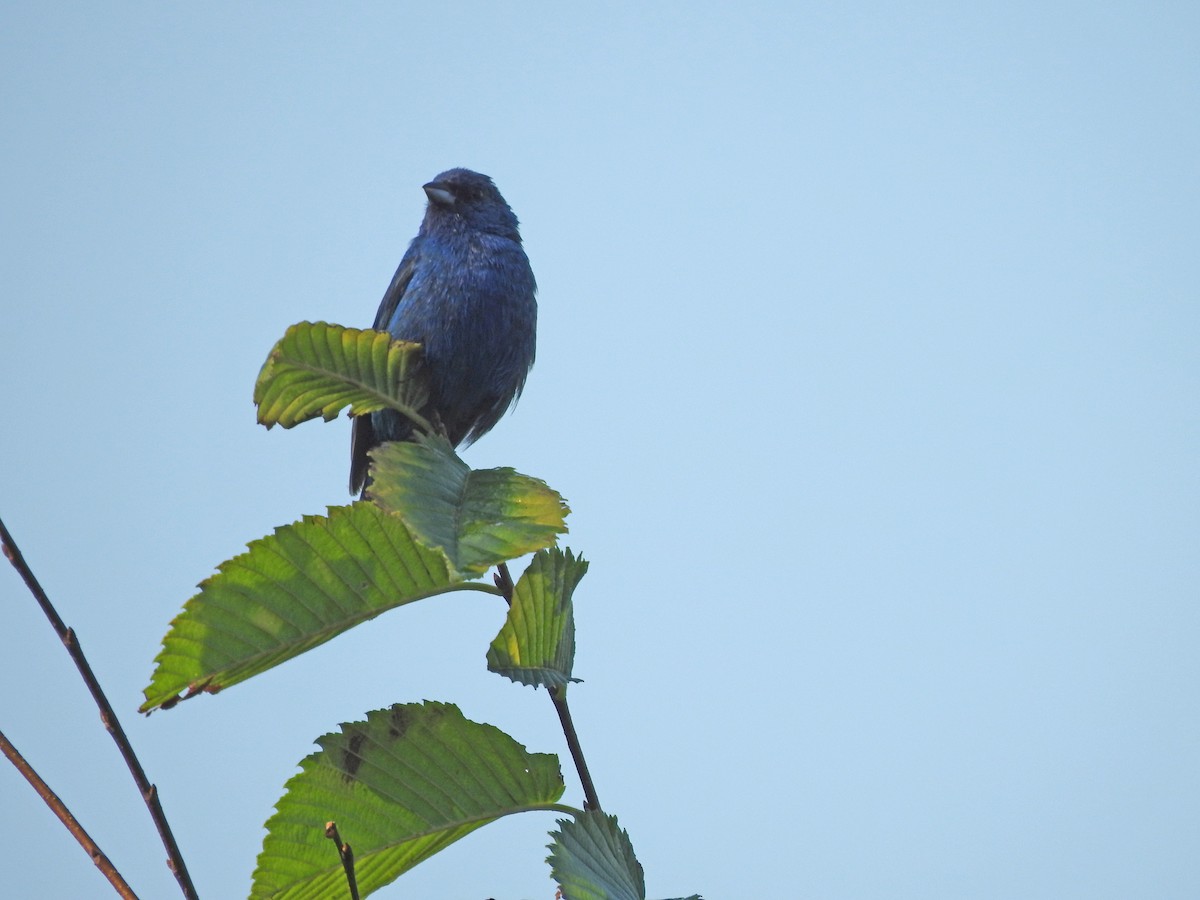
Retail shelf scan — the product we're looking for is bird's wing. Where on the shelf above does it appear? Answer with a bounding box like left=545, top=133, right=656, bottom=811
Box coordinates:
left=350, top=246, right=420, bottom=494
left=372, top=246, right=418, bottom=330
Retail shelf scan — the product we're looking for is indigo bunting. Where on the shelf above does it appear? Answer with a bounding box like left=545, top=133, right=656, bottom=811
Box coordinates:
left=349, top=168, right=537, bottom=494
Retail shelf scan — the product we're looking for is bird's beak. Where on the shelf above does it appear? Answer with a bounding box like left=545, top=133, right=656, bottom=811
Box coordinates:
left=423, top=182, right=456, bottom=208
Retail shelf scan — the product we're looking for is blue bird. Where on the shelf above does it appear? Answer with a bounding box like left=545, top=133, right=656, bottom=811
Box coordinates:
left=350, top=168, right=537, bottom=494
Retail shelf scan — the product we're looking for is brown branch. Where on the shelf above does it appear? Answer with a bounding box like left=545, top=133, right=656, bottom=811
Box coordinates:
left=0, top=728, right=139, bottom=898
left=0, top=515, right=199, bottom=899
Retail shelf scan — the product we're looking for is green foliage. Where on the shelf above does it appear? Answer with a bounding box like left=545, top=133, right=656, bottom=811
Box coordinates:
left=141, top=438, right=568, bottom=712
left=250, top=702, right=566, bottom=899
left=254, top=321, right=429, bottom=431
left=488, top=547, right=588, bottom=689
left=139, top=321, right=696, bottom=897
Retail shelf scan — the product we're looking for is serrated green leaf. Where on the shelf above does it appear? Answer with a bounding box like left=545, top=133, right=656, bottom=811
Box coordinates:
left=549, top=813, right=703, bottom=900
left=487, top=548, right=588, bottom=688
left=250, top=702, right=566, bottom=899
left=369, top=437, right=570, bottom=577
left=548, top=811, right=645, bottom=900
left=254, top=321, right=429, bottom=430
left=141, top=503, right=485, bottom=712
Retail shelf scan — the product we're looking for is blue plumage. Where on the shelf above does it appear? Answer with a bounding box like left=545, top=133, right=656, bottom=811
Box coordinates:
left=349, top=168, right=537, bottom=494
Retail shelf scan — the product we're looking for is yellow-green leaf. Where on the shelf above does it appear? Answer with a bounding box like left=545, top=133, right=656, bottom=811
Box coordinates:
left=254, top=321, right=429, bottom=430
left=369, top=437, right=569, bottom=577
left=488, top=548, right=587, bottom=689
left=141, top=503, right=483, bottom=712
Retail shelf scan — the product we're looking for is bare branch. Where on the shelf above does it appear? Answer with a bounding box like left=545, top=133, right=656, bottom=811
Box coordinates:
left=0, top=728, right=139, bottom=899
left=0, top=516, right=198, bottom=899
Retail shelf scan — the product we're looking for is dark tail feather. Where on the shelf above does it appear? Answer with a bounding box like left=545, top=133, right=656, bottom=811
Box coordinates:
left=349, top=415, right=376, bottom=496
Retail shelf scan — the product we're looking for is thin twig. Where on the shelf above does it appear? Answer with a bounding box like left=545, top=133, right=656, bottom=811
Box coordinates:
left=0, top=728, right=139, bottom=899
left=549, top=685, right=601, bottom=811
left=0, top=516, right=199, bottom=900
left=325, top=822, right=360, bottom=900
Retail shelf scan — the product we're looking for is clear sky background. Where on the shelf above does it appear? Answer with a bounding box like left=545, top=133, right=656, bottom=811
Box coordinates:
left=2, top=3, right=1198, bottom=898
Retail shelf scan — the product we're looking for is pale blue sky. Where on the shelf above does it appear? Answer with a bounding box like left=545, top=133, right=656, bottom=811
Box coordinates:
left=2, top=3, right=1198, bottom=898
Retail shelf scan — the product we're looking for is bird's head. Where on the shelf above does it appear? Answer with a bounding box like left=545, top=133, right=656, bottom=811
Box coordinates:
left=421, top=168, right=521, bottom=241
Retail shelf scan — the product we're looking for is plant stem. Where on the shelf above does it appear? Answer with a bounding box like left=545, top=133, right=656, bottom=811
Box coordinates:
left=0, top=729, right=140, bottom=899
left=0, top=516, right=199, bottom=900
left=550, top=685, right=602, bottom=811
